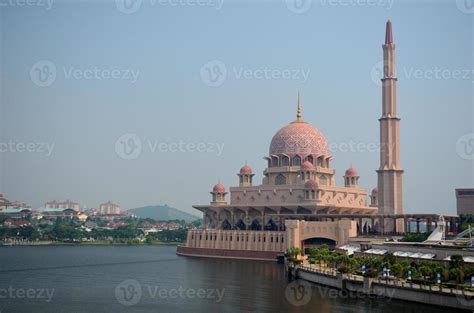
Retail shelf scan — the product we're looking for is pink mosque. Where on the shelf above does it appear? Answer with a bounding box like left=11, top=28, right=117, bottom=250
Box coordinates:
left=177, top=21, right=456, bottom=261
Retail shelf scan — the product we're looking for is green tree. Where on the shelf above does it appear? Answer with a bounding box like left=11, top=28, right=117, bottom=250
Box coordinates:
left=450, top=255, right=464, bottom=269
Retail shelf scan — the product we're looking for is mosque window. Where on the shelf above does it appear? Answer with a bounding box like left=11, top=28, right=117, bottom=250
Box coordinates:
left=271, top=156, right=279, bottom=167
left=293, top=155, right=301, bottom=166
left=320, top=175, right=328, bottom=185
left=281, top=156, right=289, bottom=166
left=307, top=155, right=314, bottom=164
left=311, top=190, right=315, bottom=199
left=275, top=174, right=286, bottom=185
left=316, top=157, right=322, bottom=167
left=351, top=177, right=355, bottom=184
left=240, top=176, right=243, bottom=184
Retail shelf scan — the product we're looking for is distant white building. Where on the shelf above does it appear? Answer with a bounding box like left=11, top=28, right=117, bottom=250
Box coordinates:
left=99, top=201, right=121, bottom=215
left=45, top=199, right=80, bottom=212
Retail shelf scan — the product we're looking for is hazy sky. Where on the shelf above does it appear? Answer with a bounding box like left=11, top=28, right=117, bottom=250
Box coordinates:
left=0, top=0, right=472, bottom=216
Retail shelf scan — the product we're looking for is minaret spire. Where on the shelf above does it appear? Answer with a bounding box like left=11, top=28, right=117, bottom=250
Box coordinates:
left=385, top=20, right=393, bottom=44
left=296, top=92, right=302, bottom=122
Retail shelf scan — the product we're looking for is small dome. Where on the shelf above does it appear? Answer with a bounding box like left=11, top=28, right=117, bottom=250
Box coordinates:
left=345, top=167, right=359, bottom=176
left=213, top=183, right=225, bottom=193
left=240, top=165, right=253, bottom=175
left=304, top=179, right=318, bottom=190
left=301, top=161, right=315, bottom=170
left=371, top=187, right=378, bottom=196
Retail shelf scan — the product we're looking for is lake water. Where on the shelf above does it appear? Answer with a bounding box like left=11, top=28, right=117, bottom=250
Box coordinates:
left=0, top=245, right=458, bottom=313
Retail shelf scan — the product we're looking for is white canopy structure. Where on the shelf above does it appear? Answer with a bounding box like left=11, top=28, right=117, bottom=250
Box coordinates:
left=338, top=245, right=360, bottom=256
left=393, top=251, right=435, bottom=259
left=364, top=248, right=387, bottom=255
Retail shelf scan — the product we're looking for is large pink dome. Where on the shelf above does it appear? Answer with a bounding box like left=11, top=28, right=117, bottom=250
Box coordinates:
left=269, top=121, right=328, bottom=157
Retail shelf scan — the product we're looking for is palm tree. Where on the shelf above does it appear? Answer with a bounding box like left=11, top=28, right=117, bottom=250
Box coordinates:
left=418, top=265, right=432, bottom=281
left=390, top=263, right=404, bottom=278
left=450, top=255, right=464, bottom=269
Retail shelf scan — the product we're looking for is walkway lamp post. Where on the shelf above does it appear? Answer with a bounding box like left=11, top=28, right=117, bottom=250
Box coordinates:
left=436, top=273, right=441, bottom=284
left=361, top=264, right=366, bottom=275
left=407, top=270, right=412, bottom=281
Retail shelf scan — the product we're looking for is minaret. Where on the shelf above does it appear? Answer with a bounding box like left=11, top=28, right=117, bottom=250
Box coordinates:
left=377, top=20, right=404, bottom=232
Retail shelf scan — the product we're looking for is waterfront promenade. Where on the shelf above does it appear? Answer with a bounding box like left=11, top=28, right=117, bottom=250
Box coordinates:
left=287, top=262, right=474, bottom=311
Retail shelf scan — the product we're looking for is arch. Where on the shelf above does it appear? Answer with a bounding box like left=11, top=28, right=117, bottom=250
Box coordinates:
left=316, top=156, right=322, bottom=167
left=250, top=219, right=261, bottom=230
left=235, top=219, right=246, bottom=230
left=264, top=219, right=278, bottom=231
left=271, top=155, right=279, bottom=167
left=303, top=237, right=337, bottom=250
left=300, top=232, right=338, bottom=243
left=221, top=220, right=231, bottom=230
left=281, top=155, right=290, bottom=166
left=306, top=155, right=314, bottom=165
left=292, top=155, right=301, bottom=166
left=275, top=174, right=286, bottom=185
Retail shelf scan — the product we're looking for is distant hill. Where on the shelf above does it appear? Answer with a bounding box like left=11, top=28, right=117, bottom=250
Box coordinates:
left=127, top=205, right=200, bottom=222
